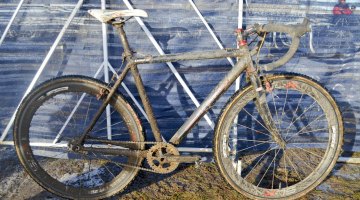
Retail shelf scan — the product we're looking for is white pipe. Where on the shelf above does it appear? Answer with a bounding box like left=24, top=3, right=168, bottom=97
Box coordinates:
left=52, top=62, right=105, bottom=144
left=178, top=147, right=212, bottom=153
left=309, top=25, right=316, bottom=53
left=0, top=0, right=26, bottom=45
left=0, top=0, right=84, bottom=142
left=107, top=64, right=167, bottom=142
left=122, top=0, right=214, bottom=129
left=101, top=0, right=112, bottom=140
left=337, top=157, right=360, bottom=164
left=188, top=0, right=235, bottom=67
left=107, top=63, right=150, bottom=122
left=236, top=0, right=244, bottom=91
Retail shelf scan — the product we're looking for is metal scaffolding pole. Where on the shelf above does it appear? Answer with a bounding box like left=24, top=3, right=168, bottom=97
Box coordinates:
left=0, top=0, right=84, bottom=142
left=101, top=0, right=113, bottom=140
left=188, top=0, right=235, bottom=67
left=0, top=0, right=25, bottom=46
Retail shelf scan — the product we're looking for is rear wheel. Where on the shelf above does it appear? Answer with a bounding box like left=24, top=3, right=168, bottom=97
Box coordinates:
left=13, top=76, right=144, bottom=199
left=214, top=74, right=343, bottom=199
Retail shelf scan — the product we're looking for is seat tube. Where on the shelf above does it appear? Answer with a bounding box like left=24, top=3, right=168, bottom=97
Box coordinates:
left=130, top=65, right=163, bottom=142
left=114, top=22, right=163, bottom=142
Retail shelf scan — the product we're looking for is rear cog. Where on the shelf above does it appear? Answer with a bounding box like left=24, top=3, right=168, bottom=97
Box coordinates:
left=146, top=143, right=180, bottom=174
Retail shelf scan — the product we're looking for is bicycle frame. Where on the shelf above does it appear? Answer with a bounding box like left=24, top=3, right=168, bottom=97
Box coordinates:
left=77, top=22, right=262, bottom=148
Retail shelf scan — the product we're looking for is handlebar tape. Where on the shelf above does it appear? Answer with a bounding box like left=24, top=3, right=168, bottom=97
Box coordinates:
left=255, top=18, right=311, bottom=71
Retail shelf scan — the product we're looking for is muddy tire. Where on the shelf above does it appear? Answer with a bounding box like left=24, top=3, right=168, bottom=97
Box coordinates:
left=13, top=76, right=144, bottom=199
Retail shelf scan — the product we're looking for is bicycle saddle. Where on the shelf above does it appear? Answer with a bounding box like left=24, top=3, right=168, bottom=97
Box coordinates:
left=88, top=9, right=148, bottom=23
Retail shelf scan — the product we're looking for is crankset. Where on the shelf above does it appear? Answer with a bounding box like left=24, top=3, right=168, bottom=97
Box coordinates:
left=147, top=143, right=180, bottom=173
left=146, top=143, right=201, bottom=174
left=69, top=138, right=200, bottom=174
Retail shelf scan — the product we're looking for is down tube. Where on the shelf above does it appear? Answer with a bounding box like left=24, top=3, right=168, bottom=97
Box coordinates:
left=169, top=57, right=249, bottom=145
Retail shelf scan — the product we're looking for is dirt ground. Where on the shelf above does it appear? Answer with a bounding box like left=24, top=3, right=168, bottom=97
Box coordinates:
left=1, top=145, right=360, bottom=200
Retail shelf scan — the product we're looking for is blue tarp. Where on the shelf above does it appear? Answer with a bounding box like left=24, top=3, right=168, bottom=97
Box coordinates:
left=0, top=0, right=359, bottom=151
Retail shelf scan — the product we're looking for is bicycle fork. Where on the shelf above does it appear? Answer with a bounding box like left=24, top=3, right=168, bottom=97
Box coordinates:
left=247, top=66, right=287, bottom=149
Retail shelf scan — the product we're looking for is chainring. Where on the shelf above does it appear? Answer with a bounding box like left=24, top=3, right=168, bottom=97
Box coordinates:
left=146, top=143, right=180, bottom=174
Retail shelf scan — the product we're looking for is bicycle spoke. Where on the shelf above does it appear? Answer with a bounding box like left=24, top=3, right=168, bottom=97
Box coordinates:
left=284, top=151, right=302, bottom=181
left=93, top=168, right=106, bottom=186
left=284, top=101, right=318, bottom=137
left=271, top=148, right=279, bottom=189
left=292, top=93, right=304, bottom=120
left=90, top=121, right=126, bottom=134
left=236, top=123, right=271, bottom=137
left=236, top=142, right=270, bottom=153
left=90, top=152, right=117, bottom=178
left=285, top=114, right=326, bottom=141
left=66, top=93, right=81, bottom=128
left=271, top=92, right=280, bottom=129
left=277, top=88, right=289, bottom=130
left=244, top=147, right=277, bottom=180
left=92, top=108, right=118, bottom=132
left=287, top=148, right=315, bottom=172
left=233, top=138, right=275, bottom=143
left=295, top=127, right=328, bottom=135
left=243, top=108, right=272, bottom=134
left=284, top=114, right=326, bottom=134
left=291, top=146, right=324, bottom=159
left=85, top=154, right=91, bottom=187
left=83, top=96, right=93, bottom=130
left=283, top=148, right=288, bottom=188
left=296, top=114, right=326, bottom=134
left=257, top=148, right=280, bottom=187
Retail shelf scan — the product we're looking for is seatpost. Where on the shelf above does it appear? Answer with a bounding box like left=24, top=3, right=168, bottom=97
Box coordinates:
left=113, top=22, right=133, bottom=58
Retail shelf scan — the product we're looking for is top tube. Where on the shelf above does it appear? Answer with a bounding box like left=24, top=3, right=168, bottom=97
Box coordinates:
left=133, top=48, right=247, bottom=64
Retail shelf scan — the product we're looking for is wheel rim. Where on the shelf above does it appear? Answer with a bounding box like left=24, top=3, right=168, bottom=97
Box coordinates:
left=216, top=75, right=341, bottom=199
left=15, top=80, right=143, bottom=198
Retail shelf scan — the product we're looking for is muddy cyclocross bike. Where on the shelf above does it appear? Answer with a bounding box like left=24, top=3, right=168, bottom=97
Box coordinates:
left=13, top=9, right=343, bottom=200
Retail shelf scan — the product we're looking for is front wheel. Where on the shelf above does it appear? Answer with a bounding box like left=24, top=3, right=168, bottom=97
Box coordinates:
left=214, top=74, right=343, bottom=199
left=13, top=76, right=145, bottom=199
